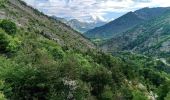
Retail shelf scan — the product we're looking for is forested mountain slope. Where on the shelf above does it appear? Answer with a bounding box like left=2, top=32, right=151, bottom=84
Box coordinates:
left=102, top=11, right=170, bottom=58
left=0, top=0, right=170, bottom=100
left=85, top=7, right=170, bottom=40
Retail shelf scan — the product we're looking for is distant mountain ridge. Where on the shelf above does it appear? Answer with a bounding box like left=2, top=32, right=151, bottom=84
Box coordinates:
left=85, top=7, right=170, bottom=39
left=102, top=10, right=170, bottom=57
left=53, top=17, right=106, bottom=33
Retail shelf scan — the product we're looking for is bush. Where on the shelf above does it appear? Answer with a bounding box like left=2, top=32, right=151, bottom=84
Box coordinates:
left=132, top=90, right=147, bottom=100
left=90, top=66, right=112, bottom=97
left=0, top=29, right=20, bottom=53
left=48, top=46, right=65, bottom=60
left=6, top=37, right=21, bottom=52
left=0, top=19, right=17, bottom=35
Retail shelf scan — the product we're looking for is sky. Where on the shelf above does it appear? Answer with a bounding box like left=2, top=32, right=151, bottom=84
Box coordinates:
left=23, top=0, right=170, bottom=22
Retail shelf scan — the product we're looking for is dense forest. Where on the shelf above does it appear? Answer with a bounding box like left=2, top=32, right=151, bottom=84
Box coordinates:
left=0, top=0, right=170, bottom=100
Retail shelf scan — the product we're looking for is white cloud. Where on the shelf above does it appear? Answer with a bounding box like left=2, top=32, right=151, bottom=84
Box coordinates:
left=23, top=0, right=170, bottom=22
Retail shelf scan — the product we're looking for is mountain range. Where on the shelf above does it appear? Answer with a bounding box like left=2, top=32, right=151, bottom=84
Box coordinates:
left=85, top=7, right=170, bottom=40
left=54, top=16, right=106, bottom=33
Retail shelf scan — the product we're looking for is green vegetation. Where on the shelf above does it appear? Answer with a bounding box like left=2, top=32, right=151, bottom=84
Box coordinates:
left=0, top=19, right=169, bottom=99
left=0, top=0, right=170, bottom=100
left=85, top=7, right=169, bottom=41
left=0, top=28, right=20, bottom=53
left=92, top=38, right=109, bottom=46
left=0, top=19, right=19, bottom=53
left=132, top=90, right=148, bottom=100
left=101, top=11, right=170, bottom=58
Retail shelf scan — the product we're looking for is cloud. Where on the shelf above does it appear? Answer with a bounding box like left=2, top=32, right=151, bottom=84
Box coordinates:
left=23, top=0, right=170, bottom=22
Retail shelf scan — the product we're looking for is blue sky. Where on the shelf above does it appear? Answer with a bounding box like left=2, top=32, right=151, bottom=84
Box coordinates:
left=23, top=0, right=170, bottom=22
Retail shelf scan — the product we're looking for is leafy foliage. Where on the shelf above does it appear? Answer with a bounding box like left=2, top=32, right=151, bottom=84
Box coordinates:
left=0, top=26, right=20, bottom=53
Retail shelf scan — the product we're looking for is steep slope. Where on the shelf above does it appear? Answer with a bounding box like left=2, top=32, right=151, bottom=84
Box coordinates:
left=102, top=11, right=170, bottom=57
left=0, top=0, right=95, bottom=51
left=85, top=7, right=170, bottom=40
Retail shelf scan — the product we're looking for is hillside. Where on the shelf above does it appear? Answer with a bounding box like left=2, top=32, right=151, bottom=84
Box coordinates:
left=102, top=10, right=170, bottom=58
left=0, top=0, right=170, bottom=100
left=85, top=7, right=170, bottom=40
left=0, top=0, right=95, bottom=51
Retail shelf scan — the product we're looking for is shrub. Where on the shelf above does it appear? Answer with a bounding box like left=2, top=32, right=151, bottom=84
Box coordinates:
left=6, top=37, right=21, bottom=52
left=49, top=46, right=65, bottom=60
left=90, top=66, right=112, bottom=97
left=132, top=90, right=147, bottom=100
left=0, top=19, right=17, bottom=35
left=0, top=0, right=6, bottom=8
left=0, top=29, right=20, bottom=53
